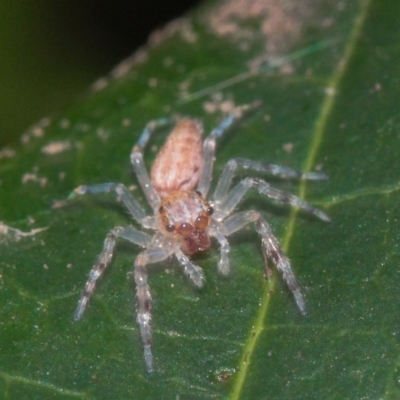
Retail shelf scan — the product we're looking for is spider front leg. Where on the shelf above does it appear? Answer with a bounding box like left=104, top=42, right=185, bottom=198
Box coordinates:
left=135, top=244, right=205, bottom=372
left=218, top=210, right=306, bottom=314
left=134, top=246, right=173, bottom=372
left=74, top=226, right=152, bottom=320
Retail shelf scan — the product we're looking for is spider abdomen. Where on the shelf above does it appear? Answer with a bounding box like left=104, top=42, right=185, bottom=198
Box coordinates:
left=151, top=119, right=204, bottom=198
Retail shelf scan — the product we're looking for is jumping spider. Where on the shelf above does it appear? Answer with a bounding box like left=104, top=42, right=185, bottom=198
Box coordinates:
left=70, top=102, right=330, bottom=372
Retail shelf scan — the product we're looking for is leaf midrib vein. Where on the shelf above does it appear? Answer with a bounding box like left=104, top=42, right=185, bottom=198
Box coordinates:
left=229, top=0, right=373, bottom=398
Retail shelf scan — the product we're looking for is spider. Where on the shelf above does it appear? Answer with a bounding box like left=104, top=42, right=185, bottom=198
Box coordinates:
left=69, top=102, right=330, bottom=372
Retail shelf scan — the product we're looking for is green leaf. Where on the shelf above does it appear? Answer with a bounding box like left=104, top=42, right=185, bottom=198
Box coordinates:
left=1, top=0, right=399, bottom=398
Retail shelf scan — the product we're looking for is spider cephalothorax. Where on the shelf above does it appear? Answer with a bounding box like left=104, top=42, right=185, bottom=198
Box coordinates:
left=158, top=190, right=213, bottom=254
left=70, top=102, right=329, bottom=372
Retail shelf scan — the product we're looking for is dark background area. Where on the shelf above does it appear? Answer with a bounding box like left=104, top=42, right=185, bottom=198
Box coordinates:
left=0, top=0, right=201, bottom=147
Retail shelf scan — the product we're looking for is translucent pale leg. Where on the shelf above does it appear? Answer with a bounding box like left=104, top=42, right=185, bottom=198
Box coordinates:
left=197, top=101, right=261, bottom=197
left=69, top=183, right=155, bottom=228
left=209, top=227, right=231, bottom=275
left=134, top=118, right=171, bottom=152
left=136, top=243, right=205, bottom=372
left=74, top=226, right=151, bottom=321
left=174, top=247, right=205, bottom=287
left=134, top=246, right=173, bottom=372
left=213, top=158, right=328, bottom=206
left=219, top=210, right=306, bottom=314
left=130, top=118, right=171, bottom=211
left=215, top=177, right=330, bottom=222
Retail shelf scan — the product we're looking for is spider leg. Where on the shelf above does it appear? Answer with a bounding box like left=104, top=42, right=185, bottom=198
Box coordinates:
left=197, top=101, right=261, bottom=197
left=215, top=177, right=330, bottom=222
left=130, top=118, right=171, bottom=211
left=213, top=158, right=327, bottom=206
left=219, top=210, right=306, bottom=314
left=209, top=225, right=231, bottom=275
left=74, top=226, right=151, bottom=321
left=69, top=183, right=155, bottom=228
left=134, top=118, right=171, bottom=152
left=134, top=246, right=173, bottom=372
left=174, top=248, right=205, bottom=287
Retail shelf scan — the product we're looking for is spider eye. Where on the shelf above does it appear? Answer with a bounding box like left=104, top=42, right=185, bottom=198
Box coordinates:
left=177, top=222, right=193, bottom=237
left=194, top=215, right=208, bottom=230
left=165, top=224, right=175, bottom=232
left=206, top=206, right=214, bottom=216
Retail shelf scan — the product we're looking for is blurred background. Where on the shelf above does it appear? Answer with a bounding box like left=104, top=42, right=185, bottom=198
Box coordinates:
left=0, top=0, right=201, bottom=148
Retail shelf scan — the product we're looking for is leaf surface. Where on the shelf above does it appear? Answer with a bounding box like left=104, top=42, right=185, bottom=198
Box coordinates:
left=1, top=0, right=399, bottom=398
